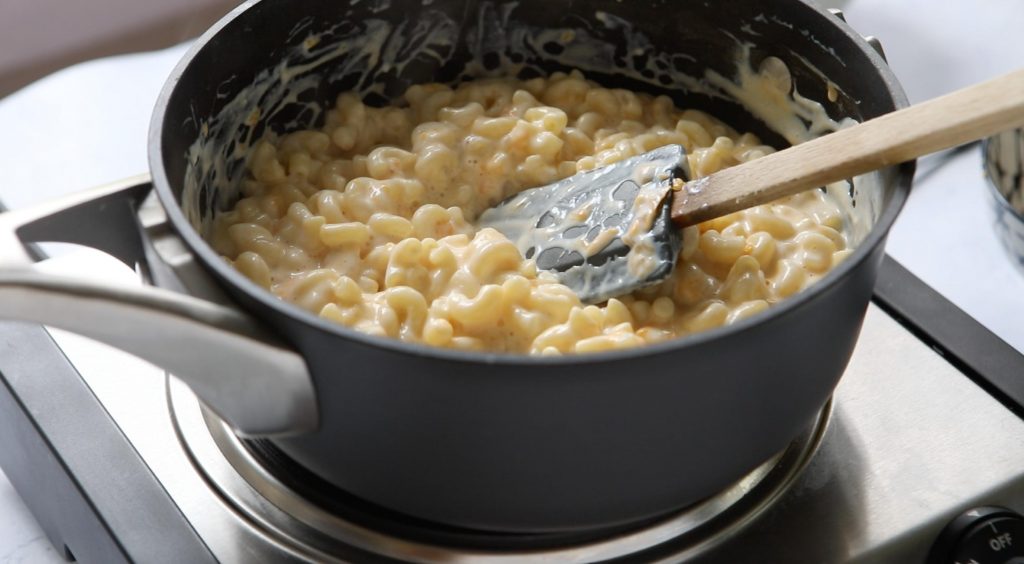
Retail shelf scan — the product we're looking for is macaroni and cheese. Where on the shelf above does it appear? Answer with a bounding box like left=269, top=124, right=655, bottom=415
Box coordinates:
left=210, top=71, right=850, bottom=354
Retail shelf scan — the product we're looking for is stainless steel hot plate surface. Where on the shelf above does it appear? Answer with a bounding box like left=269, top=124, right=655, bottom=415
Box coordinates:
left=6, top=257, right=1021, bottom=563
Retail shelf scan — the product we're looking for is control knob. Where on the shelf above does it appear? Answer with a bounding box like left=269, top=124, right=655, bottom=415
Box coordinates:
left=928, top=506, right=1024, bottom=564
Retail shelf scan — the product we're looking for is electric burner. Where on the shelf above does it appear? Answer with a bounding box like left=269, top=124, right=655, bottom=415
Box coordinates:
left=171, top=377, right=829, bottom=561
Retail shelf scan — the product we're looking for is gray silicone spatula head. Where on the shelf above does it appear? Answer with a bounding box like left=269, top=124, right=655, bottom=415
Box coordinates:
left=478, top=144, right=689, bottom=304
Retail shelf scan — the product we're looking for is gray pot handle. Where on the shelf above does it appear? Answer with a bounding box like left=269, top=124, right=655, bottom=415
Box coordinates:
left=0, top=175, right=318, bottom=438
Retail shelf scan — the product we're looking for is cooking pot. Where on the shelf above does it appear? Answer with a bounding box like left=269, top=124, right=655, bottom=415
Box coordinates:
left=0, top=0, right=913, bottom=533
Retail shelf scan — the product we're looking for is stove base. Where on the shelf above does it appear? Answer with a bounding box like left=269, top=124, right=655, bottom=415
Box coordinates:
left=4, top=257, right=1024, bottom=563
left=0, top=322, right=215, bottom=564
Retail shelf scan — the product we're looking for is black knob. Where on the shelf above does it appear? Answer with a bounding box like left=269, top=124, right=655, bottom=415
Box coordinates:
left=929, top=506, right=1024, bottom=564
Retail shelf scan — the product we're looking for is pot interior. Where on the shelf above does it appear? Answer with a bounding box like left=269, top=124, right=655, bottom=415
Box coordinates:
left=155, top=0, right=906, bottom=264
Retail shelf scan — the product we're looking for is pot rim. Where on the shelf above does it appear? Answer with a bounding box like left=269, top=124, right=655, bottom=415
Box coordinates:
left=148, top=0, right=914, bottom=367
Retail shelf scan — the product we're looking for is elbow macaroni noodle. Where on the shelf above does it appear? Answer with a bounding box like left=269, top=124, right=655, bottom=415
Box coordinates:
left=210, top=71, right=851, bottom=354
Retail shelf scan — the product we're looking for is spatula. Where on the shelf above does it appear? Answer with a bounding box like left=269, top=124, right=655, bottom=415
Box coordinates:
left=479, top=68, right=1024, bottom=303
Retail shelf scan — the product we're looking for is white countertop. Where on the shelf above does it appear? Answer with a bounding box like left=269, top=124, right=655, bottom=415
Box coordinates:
left=1, top=1, right=1022, bottom=560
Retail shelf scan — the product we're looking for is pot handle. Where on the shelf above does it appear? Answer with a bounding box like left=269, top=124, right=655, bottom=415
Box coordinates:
left=0, top=176, right=318, bottom=438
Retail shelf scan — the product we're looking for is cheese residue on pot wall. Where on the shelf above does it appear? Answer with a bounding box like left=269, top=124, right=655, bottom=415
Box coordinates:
left=181, top=1, right=882, bottom=354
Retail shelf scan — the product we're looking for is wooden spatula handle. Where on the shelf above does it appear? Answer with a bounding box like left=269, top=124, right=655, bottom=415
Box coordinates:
left=671, top=68, right=1024, bottom=227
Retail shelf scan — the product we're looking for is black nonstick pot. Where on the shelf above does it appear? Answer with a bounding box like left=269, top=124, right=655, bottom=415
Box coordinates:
left=0, top=0, right=913, bottom=534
